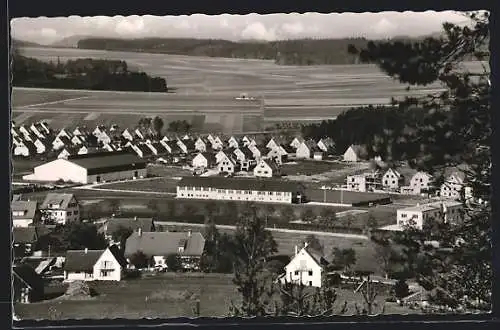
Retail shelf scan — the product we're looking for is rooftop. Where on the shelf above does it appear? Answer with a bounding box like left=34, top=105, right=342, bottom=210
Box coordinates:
left=40, top=193, right=76, bottom=210
left=65, top=152, right=146, bottom=175
left=64, top=249, right=105, bottom=272
left=124, top=231, right=205, bottom=257
left=398, top=200, right=463, bottom=213
left=178, top=176, right=306, bottom=193
left=11, top=200, right=38, bottom=220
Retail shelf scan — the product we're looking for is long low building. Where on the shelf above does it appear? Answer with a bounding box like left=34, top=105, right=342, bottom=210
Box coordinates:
left=176, top=176, right=306, bottom=204
left=22, top=152, right=147, bottom=184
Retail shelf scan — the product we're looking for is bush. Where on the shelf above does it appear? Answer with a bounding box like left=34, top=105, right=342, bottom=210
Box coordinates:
left=123, top=269, right=142, bottom=279
left=393, top=279, right=410, bottom=299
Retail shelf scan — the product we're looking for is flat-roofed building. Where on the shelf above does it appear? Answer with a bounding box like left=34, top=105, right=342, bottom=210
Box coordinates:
left=396, top=200, right=463, bottom=230
left=176, top=176, right=306, bottom=204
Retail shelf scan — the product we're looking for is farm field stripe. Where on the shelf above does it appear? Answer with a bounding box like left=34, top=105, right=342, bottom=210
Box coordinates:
left=18, top=96, right=92, bottom=108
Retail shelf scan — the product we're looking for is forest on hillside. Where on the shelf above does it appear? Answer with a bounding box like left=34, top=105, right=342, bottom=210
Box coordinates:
left=11, top=49, right=168, bottom=92
left=77, top=36, right=489, bottom=66
left=77, top=38, right=369, bottom=65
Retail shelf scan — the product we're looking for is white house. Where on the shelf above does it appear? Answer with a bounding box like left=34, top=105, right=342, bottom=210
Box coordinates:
left=241, top=135, right=251, bottom=146
left=290, top=137, right=304, bottom=149
left=52, top=136, right=69, bottom=151
left=249, top=145, right=268, bottom=161
left=71, top=135, right=84, bottom=146
left=253, top=159, right=280, bottom=178
left=72, top=127, right=85, bottom=136
left=12, top=136, right=24, bottom=148
left=11, top=127, right=20, bottom=139
left=19, top=126, right=33, bottom=141
left=57, top=128, right=72, bottom=140
left=192, top=152, right=217, bottom=169
left=210, top=136, right=224, bottom=150
left=215, top=150, right=230, bottom=164
left=14, top=142, right=30, bottom=157
left=228, top=136, right=239, bottom=149
left=283, top=244, right=327, bottom=288
left=30, top=123, right=46, bottom=139
left=343, top=145, right=367, bottom=162
left=346, top=172, right=381, bottom=192
left=195, top=137, right=208, bottom=152
left=40, top=193, right=80, bottom=225
left=122, top=129, right=134, bottom=141
left=34, top=139, right=47, bottom=154
left=296, top=140, right=319, bottom=159
left=93, top=126, right=104, bottom=137
left=58, top=148, right=72, bottom=160
left=22, top=153, right=147, bottom=184
left=39, top=121, right=51, bottom=134
left=440, top=172, right=472, bottom=200
left=218, top=155, right=236, bottom=174
left=233, top=148, right=246, bottom=162
left=266, top=137, right=281, bottom=151
left=382, top=168, right=405, bottom=190
left=97, top=132, right=112, bottom=145
left=63, top=246, right=127, bottom=282
left=401, top=171, right=435, bottom=195
left=317, top=138, right=335, bottom=153
left=396, top=201, right=464, bottom=230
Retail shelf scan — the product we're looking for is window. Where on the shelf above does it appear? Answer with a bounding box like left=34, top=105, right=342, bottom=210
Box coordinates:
left=67, top=211, right=72, bottom=216
left=309, top=281, right=313, bottom=286
left=100, top=270, right=112, bottom=277
left=401, top=214, right=407, bottom=218
left=294, top=271, right=299, bottom=275
left=268, top=191, right=273, bottom=196
left=308, top=271, right=313, bottom=276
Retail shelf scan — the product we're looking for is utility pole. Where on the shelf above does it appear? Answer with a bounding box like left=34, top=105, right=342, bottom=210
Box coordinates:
left=48, top=244, right=51, bottom=258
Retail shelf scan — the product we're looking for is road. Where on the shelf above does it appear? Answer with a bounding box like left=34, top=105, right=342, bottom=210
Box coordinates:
left=155, top=220, right=369, bottom=240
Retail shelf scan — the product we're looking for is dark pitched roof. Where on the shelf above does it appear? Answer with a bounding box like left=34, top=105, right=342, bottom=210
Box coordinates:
left=136, top=144, right=153, bottom=156
left=108, top=244, right=128, bottom=268
left=103, top=217, right=155, bottom=236
left=12, top=194, right=22, bottom=202
left=13, top=227, right=38, bottom=244
left=151, top=142, right=168, bottom=154
left=40, top=193, right=76, bottom=210
left=11, top=201, right=38, bottom=220
left=200, top=152, right=217, bottom=165
left=304, top=247, right=329, bottom=267
left=64, top=249, right=105, bottom=272
left=13, top=264, right=43, bottom=291
left=178, top=176, right=305, bottom=193
left=66, top=152, right=147, bottom=175
left=124, top=231, right=205, bottom=258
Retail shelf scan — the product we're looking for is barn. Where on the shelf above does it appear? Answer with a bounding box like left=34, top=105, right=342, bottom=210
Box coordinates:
left=22, top=152, right=147, bottom=184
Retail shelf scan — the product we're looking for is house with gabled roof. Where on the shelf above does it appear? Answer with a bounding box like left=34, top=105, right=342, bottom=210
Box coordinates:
left=290, top=137, right=305, bottom=149
left=13, top=227, right=38, bottom=258
left=164, top=140, right=182, bottom=155
left=192, top=152, right=217, bottom=169
left=232, top=148, right=246, bottom=162
left=249, top=145, right=268, bottom=160
left=400, top=171, right=435, bottom=195
left=343, top=144, right=368, bottom=162
left=253, top=159, right=281, bottom=178
left=283, top=243, right=329, bottom=288
left=71, top=135, right=85, bottom=146
left=12, top=200, right=41, bottom=228
left=124, top=230, right=206, bottom=271
left=147, top=141, right=168, bottom=156
left=30, top=123, right=46, bottom=139
left=52, top=135, right=71, bottom=151
left=11, top=126, right=20, bottom=139
left=33, top=138, right=48, bottom=154
left=19, top=125, right=33, bottom=140
left=14, top=141, right=36, bottom=157
left=218, top=154, right=236, bottom=174
left=131, top=143, right=153, bottom=159
left=177, top=139, right=196, bottom=154
left=317, top=138, right=335, bottom=154
left=194, top=137, right=208, bottom=152
left=72, top=126, right=86, bottom=136
left=56, top=128, right=72, bottom=140
left=266, top=137, right=281, bottom=151
left=208, top=135, right=224, bottom=150
left=382, top=168, right=405, bottom=190
left=13, top=264, right=44, bottom=303
left=39, top=121, right=51, bottom=135
left=40, top=193, right=80, bottom=225
left=57, top=147, right=72, bottom=160
left=440, top=170, right=472, bottom=201
left=121, top=128, right=134, bottom=141
left=296, top=140, right=321, bottom=159
left=227, top=136, right=240, bottom=149
left=64, top=245, right=128, bottom=282
left=267, top=145, right=289, bottom=165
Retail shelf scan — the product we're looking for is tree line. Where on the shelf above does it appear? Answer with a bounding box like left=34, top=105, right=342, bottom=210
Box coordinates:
left=11, top=49, right=168, bottom=92
left=77, top=37, right=369, bottom=66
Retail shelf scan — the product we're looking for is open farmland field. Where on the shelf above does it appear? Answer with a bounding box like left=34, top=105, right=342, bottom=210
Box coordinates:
left=11, top=46, right=476, bottom=132
left=14, top=272, right=416, bottom=320
left=97, top=177, right=180, bottom=194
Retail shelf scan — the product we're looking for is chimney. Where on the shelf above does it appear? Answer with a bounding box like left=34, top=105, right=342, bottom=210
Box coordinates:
left=295, top=245, right=298, bottom=256
left=137, top=227, right=142, bottom=236
left=84, top=248, right=88, bottom=254
left=188, top=230, right=192, bottom=237
left=134, top=216, right=138, bottom=221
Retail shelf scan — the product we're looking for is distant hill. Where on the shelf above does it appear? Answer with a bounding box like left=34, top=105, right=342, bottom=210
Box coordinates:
left=51, top=35, right=90, bottom=48
left=11, top=39, right=44, bottom=48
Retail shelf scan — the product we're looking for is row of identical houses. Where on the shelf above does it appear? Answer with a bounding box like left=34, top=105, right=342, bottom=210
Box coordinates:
left=13, top=121, right=337, bottom=162
left=346, top=167, right=473, bottom=200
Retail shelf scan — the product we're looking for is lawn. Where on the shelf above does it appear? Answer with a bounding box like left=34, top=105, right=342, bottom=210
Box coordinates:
left=97, top=177, right=180, bottom=193
left=11, top=88, right=89, bottom=108
left=282, top=160, right=347, bottom=176
left=14, top=273, right=416, bottom=320
left=283, top=160, right=372, bottom=185
left=12, top=158, right=47, bottom=179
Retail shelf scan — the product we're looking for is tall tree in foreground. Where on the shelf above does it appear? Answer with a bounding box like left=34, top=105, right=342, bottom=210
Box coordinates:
left=349, top=11, right=491, bottom=311
left=152, top=116, right=164, bottom=137
left=229, top=203, right=278, bottom=317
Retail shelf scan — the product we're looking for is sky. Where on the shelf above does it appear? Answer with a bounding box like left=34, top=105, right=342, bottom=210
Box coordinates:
left=11, top=11, right=473, bottom=45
